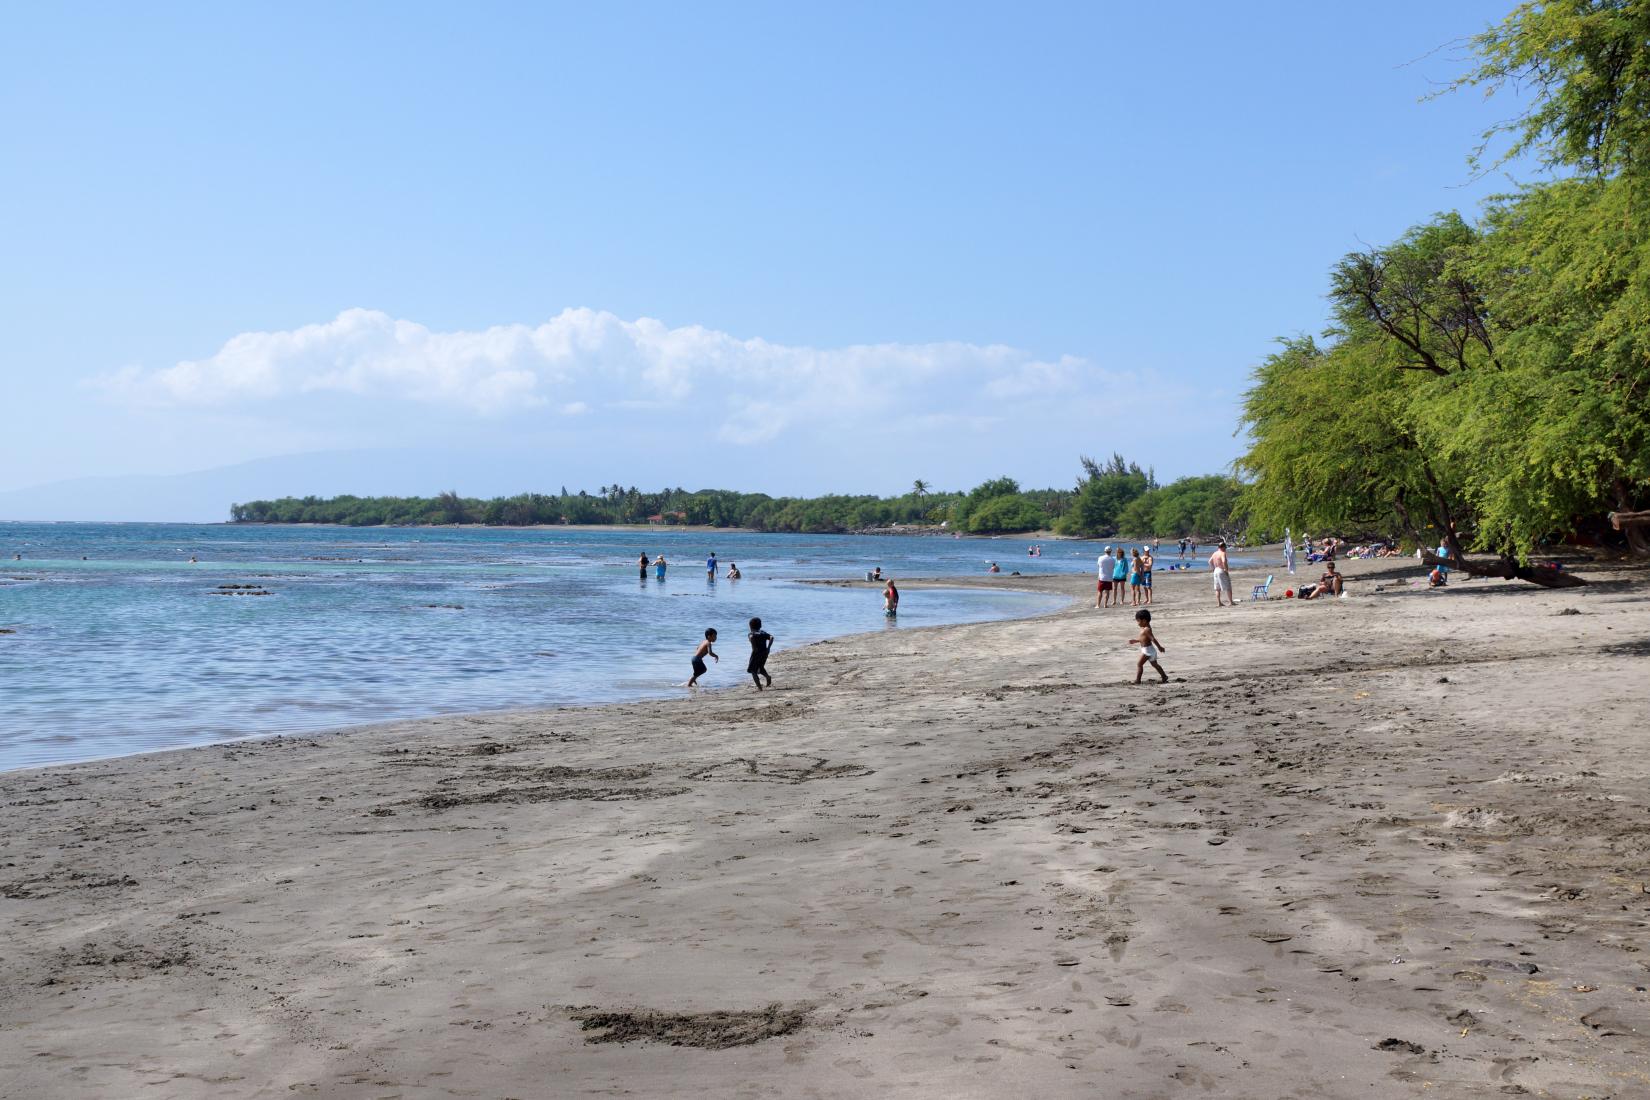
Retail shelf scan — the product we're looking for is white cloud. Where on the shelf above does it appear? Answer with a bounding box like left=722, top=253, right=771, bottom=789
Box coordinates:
left=92, top=307, right=1132, bottom=447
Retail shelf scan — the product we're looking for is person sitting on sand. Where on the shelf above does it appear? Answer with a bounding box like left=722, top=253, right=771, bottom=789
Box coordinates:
left=688, top=628, right=718, bottom=688
left=746, top=616, right=774, bottom=690
left=1127, top=609, right=1168, bottom=684
left=1307, top=561, right=1342, bottom=599
left=1429, top=565, right=1448, bottom=588
left=871, top=566, right=884, bottom=582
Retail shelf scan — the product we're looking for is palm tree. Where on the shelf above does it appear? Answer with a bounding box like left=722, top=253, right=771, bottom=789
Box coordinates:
left=912, top=479, right=930, bottom=501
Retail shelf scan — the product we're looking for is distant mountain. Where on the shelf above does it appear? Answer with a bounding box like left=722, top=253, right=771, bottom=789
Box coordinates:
left=0, top=449, right=613, bottom=523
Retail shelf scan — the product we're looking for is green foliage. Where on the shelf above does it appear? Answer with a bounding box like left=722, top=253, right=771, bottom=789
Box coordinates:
left=965, top=494, right=1048, bottom=534
left=1238, top=0, right=1650, bottom=561
left=1237, top=333, right=1463, bottom=543
left=1454, top=0, right=1650, bottom=176
left=1056, top=454, right=1153, bottom=537
left=227, top=471, right=1094, bottom=538
left=1115, top=476, right=1242, bottom=538
left=1239, top=188, right=1650, bottom=558
left=231, top=484, right=975, bottom=534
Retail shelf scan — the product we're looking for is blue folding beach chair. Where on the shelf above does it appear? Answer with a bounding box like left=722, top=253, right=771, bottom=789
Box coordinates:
left=1250, top=574, right=1274, bottom=601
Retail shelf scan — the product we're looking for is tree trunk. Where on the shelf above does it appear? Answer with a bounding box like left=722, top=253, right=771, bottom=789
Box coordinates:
left=1421, top=550, right=1588, bottom=588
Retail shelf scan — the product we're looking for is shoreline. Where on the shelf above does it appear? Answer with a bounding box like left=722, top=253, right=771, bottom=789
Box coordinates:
left=5, top=557, right=1650, bottom=1096
left=0, top=577, right=1077, bottom=776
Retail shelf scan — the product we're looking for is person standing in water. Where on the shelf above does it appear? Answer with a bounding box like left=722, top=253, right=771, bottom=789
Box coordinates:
left=706, top=552, right=718, bottom=580
left=638, top=552, right=650, bottom=581
left=883, top=577, right=899, bottom=617
left=746, top=617, right=774, bottom=690
left=655, top=553, right=667, bottom=581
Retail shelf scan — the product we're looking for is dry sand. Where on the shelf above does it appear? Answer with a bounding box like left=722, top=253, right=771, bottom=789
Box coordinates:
left=3, top=556, right=1650, bottom=1098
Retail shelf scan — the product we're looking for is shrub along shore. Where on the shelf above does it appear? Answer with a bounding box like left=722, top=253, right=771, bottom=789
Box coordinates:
left=229, top=457, right=1242, bottom=539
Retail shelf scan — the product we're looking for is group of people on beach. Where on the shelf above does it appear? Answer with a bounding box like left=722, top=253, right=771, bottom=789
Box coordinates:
left=679, top=552, right=899, bottom=689
left=1094, top=545, right=1155, bottom=609
left=1089, top=543, right=1169, bottom=682
left=675, top=528, right=1374, bottom=693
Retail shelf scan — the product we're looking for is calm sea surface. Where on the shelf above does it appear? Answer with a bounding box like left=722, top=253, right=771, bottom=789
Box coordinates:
left=0, top=523, right=1205, bottom=770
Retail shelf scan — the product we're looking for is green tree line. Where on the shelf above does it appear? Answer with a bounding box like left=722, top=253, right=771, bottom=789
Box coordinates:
left=1238, top=0, right=1650, bottom=579
left=230, top=460, right=1243, bottom=538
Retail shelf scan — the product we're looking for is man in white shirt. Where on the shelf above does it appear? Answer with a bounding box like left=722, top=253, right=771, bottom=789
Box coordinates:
left=1096, top=546, right=1116, bottom=609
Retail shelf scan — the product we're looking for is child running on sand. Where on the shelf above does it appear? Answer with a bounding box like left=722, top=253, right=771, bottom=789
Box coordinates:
left=688, top=628, right=718, bottom=688
left=747, top=617, right=774, bottom=690
left=1127, top=609, right=1168, bottom=684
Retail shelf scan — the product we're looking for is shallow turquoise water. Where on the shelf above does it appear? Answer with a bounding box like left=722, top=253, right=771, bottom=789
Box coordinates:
left=0, top=523, right=1160, bottom=769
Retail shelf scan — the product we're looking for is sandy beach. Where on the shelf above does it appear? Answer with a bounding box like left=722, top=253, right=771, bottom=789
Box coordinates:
left=4, top=555, right=1650, bottom=1098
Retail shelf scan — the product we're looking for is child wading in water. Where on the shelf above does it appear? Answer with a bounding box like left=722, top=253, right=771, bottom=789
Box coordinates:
left=747, top=617, right=774, bottom=690
left=1128, top=609, right=1168, bottom=684
left=688, top=628, right=718, bottom=688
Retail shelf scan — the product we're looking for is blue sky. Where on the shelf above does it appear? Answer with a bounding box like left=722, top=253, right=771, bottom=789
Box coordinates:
left=1, top=1, right=1536, bottom=514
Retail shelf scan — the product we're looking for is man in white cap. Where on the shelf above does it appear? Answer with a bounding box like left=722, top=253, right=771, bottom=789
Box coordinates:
left=1096, top=545, right=1116, bottom=609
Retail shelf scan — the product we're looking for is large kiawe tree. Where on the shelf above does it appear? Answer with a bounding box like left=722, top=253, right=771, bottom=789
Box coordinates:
left=1240, top=1, right=1650, bottom=580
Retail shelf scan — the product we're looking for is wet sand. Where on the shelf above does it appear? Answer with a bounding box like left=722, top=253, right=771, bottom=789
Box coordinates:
left=3, top=556, right=1649, bottom=1097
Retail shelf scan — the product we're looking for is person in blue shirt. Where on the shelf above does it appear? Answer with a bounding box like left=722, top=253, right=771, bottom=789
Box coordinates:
left=706, top=552, right=718, bottom=580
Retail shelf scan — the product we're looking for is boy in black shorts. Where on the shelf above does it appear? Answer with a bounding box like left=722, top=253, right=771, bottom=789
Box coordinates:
left=747, top=617, right=774, bottom=690
left=688, top=628, right=718, bottom=688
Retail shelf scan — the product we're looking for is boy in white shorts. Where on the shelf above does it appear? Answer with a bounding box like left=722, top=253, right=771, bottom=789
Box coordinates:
left=1128, top=609, right=1168, bottom=684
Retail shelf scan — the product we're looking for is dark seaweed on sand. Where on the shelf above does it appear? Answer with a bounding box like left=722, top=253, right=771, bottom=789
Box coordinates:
left=569, top=1003, right=809, bottom=1049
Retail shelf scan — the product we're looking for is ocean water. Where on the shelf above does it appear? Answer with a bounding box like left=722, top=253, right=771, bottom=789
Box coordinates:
left=0, top=522, right=1183, bottom=771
